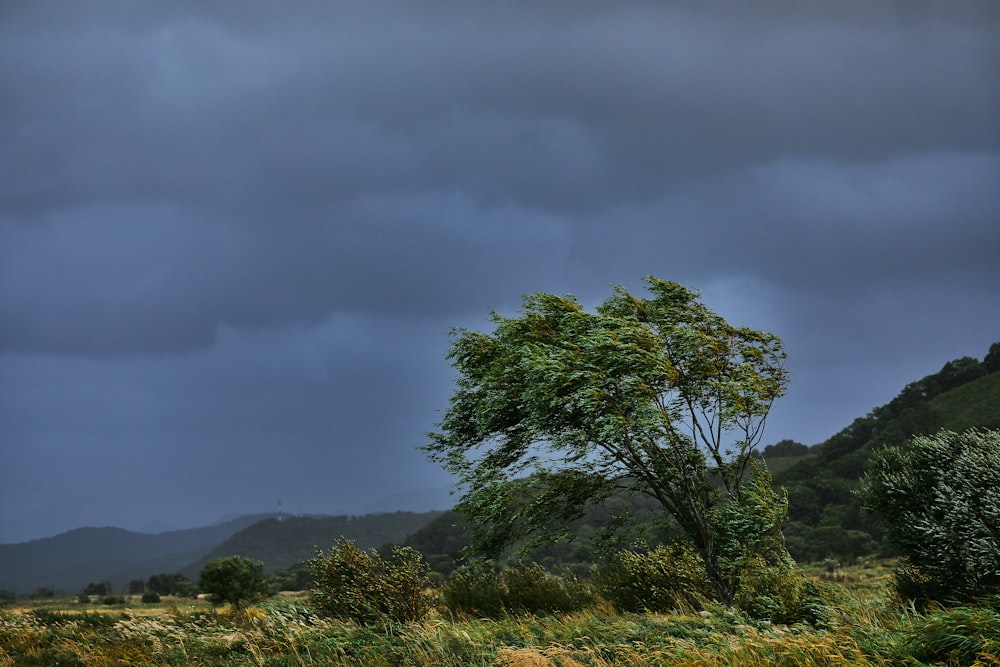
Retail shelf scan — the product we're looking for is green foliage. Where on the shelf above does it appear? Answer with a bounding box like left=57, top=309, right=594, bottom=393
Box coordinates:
left=29, top=586, right=54, bottom=599
left=147, top=572, right=195, bottom=597
left=594, top=543, right=712, bottom=613
left=985, top=341, right=1000, bottom=374
left=425, top=277, right=790, bottom=607
left=857, top=428, right=1000, bottom=606
left=309, top=539, right=432, bottom=625
left=141, top=590, right=161, bottom=603
left=735, top=555, right=829, bottom=625
left=0, top=589, right=17, bottom=606
left=776, top=349, right=1000, bottom=563
left=198, top=556, right=270, bottom=612
left=267, top=562, right=313, bottom=592
left=83, top=580, right=111, bottom=596
left=442, top=560, right=593, bottom=617
left=101, top=594, right=125, bottom=605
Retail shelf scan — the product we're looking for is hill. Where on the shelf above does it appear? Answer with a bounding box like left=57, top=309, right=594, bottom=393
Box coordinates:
left=0, top=514, right=273, bottom=595
left=182, top=511, right=444, bottom=577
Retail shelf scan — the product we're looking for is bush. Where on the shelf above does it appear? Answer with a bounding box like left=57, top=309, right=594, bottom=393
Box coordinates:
left=199, top=556, right=269, bottom=612
left=141, top=591, right=161, bottom=604
left=101, top=595, right=125, bottom=605
left=442, top=560, right=593, bottom=617
left=594, top=543, right=712, bottom=614
left=309, top=539, right=432, bottom=625
left=735, top=555, right=829, bottom=625
left=441, top=561, right=504, bottom=617
left=857, top=428, right=1000, bottom=606
left=0, top=589, right=16, bottom=606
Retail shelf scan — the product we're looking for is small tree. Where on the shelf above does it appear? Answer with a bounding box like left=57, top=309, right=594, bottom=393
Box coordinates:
left=198, top=556, right=269, bottom=613
left=425, top=277, right=790, bottom=606
left=856, top=429, right=1000, bottom=605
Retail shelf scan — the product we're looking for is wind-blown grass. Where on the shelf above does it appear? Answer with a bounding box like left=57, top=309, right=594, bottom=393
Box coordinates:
left=2, top=589, right=998, bottom=666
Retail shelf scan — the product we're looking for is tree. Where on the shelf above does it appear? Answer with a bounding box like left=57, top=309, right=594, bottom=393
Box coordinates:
left=147, top=572, right=194, bottom=597
left=425, top=277, right=790, bottom=606
left=984, top=341, right=1000, bottom=374
left=198, top=556, right=269, bottom=613
left=856, top=429, right=1000, bottom=605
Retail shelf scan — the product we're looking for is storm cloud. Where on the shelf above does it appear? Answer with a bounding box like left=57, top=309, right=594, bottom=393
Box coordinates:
left=2, top=1, right=998, bottom=542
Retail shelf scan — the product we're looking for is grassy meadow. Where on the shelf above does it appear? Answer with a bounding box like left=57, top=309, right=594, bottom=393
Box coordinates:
left=2, top=561, right=999, bottom=666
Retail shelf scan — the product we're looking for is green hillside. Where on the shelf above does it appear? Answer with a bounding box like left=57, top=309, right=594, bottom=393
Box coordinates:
left=184, top=511, right=444, bottom=577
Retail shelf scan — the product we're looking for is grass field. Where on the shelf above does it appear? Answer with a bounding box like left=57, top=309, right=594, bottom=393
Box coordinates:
left=2, top=564, right=998, bottom=666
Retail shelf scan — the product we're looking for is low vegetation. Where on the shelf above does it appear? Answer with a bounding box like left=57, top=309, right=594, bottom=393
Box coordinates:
left=3, top=563, right=999, bottom=666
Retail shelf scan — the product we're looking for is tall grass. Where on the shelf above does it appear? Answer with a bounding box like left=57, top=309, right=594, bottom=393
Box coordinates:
left=2, top=586, right=998, bottom=666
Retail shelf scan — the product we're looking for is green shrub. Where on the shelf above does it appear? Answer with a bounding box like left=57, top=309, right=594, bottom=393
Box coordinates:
left=735, top=554, right=829, bottom=625
left=594, top=543, right=712, bottom=613
left=441, top=561, right=504, bottom=617
left=857, top=428, right=1000, bottom=606
left=141, top=590, right=161, bottom=604
left=101, top=595, right=125, bottom=605
left=309, top=539, right=432, bottom=625
left=442, top=560, right=593, bottom=617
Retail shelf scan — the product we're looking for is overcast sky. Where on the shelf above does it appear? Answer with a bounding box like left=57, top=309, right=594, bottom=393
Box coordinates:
left=2, top=1, right=998, bottom=543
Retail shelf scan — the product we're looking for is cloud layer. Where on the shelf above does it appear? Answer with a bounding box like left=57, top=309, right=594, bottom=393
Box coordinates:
left=2, top=1, right=998, bottom=541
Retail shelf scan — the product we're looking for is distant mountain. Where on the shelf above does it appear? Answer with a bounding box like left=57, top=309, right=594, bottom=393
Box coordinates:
left=0, top=514, right=274, bottom=595
left=181, top=511, right=444, bottom=578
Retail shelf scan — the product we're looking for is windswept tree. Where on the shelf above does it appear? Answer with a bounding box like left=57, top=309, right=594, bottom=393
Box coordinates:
left=425, top=277, right=790, bottom=606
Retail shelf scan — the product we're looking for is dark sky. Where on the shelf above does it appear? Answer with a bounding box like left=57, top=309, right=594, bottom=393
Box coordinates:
left=2, top=1, right=998, bottom=543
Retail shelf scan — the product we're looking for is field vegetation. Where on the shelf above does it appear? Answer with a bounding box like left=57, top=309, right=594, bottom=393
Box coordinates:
left=2, top=561, right=999, bottom=666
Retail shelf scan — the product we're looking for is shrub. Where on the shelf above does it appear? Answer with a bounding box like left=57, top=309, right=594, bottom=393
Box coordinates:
left=141, top=590, right=161, bottom=604
left=594, top=543, right=712, bottom=614
left=101, top=595, right=125, bottom=605
left=0, top=589, right=16, bottom=606
left=442, top=560, right=593, bottom=617
left=857, top=428, right=1000, bottom=606
left=735, top=554, right=829, bottom=625
left=441, top=561, right=504, bottom=617
left=309, top=539, right=432, bottom=625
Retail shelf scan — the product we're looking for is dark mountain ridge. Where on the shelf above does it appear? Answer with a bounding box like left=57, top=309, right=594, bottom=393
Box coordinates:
left=0, top=514, right=274, bottom=595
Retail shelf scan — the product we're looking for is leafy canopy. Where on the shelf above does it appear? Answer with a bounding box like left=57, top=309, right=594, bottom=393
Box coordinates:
left=198, top=556, right=269, bottom=612
left=425, top=277, right=790, bottom=605
left=856, top=428, right=1000, bottom=605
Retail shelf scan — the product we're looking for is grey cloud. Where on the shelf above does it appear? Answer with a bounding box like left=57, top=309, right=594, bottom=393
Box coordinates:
left=2, top=1, right=998, bottom=542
